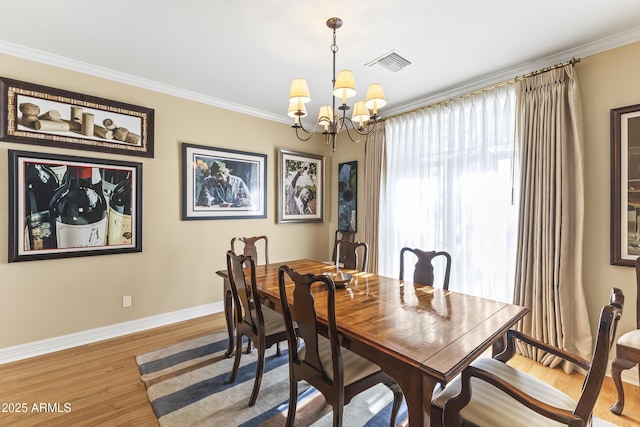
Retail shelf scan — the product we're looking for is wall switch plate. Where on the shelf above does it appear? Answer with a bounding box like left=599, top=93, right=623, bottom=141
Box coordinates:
left=122, top=295, right=132, bottom=308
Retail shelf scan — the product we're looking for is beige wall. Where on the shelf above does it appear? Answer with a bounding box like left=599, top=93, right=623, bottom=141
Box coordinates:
left=580, top=41, right=640, bottom=339
left=0, top=53, right=362, bottom=349
left=2, top=39, right=639, bottom=352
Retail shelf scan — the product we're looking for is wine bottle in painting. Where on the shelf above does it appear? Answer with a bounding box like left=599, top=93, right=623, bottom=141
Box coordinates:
left=24, top=162, right=60, bottom=250
left=107, top=173, right=132, bottom=246
left=49, top=166, right=108, bottom=248
left=102, top=168, right=129, bottom=201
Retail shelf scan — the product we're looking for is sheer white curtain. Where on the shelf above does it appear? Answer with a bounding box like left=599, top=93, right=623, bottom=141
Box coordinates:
left=379, top=86, right=518, bottom=302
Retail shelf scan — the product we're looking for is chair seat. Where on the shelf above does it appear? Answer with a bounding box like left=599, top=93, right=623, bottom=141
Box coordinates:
left=300, top=335, right=381, bottom=384
left=243, top=305, right=287, bottom=336
left=618, top=329, right=640, bottom=348
left=432, top=358, right=576, bottom=427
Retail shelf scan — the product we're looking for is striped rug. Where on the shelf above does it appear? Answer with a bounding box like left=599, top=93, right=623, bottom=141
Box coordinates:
left=136, top=331, right=407, bottom=426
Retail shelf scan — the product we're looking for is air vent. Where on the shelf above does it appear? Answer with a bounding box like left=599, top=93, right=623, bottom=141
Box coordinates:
left=365, top=50, right=412, bottom=75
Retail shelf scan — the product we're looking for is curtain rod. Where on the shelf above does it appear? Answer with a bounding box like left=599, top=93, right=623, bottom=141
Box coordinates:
left=385, top=57, right=581, bottom=119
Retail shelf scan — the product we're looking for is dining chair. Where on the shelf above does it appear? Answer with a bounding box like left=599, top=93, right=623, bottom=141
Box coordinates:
left=231, top=235, right=269, bottom=265
left=332, top=230, right=355, bottom=263
left=335, top=240, right=369, bottom=271
left=226, top=250, right=287, bottom=406
left=229, top=236, right=270, bottom=354
left=399, top=247, right=451, bottom=289
left=610, top=257, right=640, bottom=415
left=431, top=287, right=624, bottom=427
left=277, top=265, right=403, bottom=427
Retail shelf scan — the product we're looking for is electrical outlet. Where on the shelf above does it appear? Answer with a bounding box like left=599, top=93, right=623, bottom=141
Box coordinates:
left=122, top=295, right=132, bottom=308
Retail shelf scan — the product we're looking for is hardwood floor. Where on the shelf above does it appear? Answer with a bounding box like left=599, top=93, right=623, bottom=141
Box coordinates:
left=0, top=312, right=637, bottom=426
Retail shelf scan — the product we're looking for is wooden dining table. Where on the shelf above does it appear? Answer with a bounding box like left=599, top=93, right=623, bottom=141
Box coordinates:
left=216, top=259, right=528, bottom=427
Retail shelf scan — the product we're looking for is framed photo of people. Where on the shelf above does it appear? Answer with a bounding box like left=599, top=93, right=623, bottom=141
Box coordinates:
left=181, top=143, right=267, bottom=220
left=0, top=77, right=154, bottom=157
left=338, top=161, right=357, bottom=232
left=277, top=149, right=324, bottom=224
left=8, top=149, right=143, bottom=262
left=611, top=103, right=640, bottom=266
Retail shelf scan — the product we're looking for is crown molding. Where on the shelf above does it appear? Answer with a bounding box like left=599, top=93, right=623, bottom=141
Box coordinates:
left=2, top=25, right=640, bottom=125
left=0, top=40, right=289, bottom=125
left=384, top=25, right=640, bottom=118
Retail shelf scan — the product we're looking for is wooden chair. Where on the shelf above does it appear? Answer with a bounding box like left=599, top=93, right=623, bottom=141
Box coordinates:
left=332, top=230, right=355, bottom=263
left=610, top=257, right=640, bottom=415
left=399, top=247, right=451, bottom=289
left=277, top=265, right=402, bottom=427
left=231, top=236, right=269, bottom=265
left=431, top=287, right=624, bottom=427
left=228, top=236, right=269, bottom=354
left=335, top=240, right=369, bottom=271
left=226, top=250, right=287, bottom=406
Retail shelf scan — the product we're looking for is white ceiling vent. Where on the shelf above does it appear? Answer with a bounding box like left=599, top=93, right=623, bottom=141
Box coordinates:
left=365, top=50, right=412, bottom=76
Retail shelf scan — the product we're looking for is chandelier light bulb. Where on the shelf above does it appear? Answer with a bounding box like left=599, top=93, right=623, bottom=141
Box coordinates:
left=333, top=70, right=357, bottom=105
left=365, top=83, right=386, bottom=116
left=352, top=101, right=370, bottom=128
left=289, top=78, right=311, bottom=104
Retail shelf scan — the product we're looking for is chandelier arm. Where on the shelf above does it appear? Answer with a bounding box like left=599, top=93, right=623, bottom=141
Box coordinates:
left=293, top=122, right=316, bottom=141
left=343, top=116, right=376, bottom=137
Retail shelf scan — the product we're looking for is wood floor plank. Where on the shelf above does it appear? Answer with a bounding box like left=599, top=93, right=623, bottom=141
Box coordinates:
left=0, top=312, right=637, bottom=426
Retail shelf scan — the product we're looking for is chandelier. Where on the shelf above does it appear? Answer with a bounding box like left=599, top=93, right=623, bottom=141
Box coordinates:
left=287, top=17, right=386, bottom=152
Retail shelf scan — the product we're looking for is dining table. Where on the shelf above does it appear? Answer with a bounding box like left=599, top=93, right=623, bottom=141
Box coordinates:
left=216, top=259, right=528, bottom=427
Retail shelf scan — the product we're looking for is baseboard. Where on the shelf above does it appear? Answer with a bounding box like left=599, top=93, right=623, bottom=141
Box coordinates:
left=0, top=302, right=224, bottom=365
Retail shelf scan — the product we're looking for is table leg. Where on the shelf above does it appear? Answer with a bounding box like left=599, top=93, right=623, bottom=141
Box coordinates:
left=383, top=366, right=437, bottom=426
left=222, top=278, right=235, bottom=358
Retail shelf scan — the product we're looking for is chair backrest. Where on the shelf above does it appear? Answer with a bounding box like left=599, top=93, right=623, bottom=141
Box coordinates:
left=332, top=230, right=355, bottom=262
left=634, top=257, right=640, bottom=329
left=278, top=265, right=342, bottom=388
left=336, top=240, right=368, bottom=271
left=231, top=236, right=269, bottom=265
left=574, top=287, right=624, bottom=420
left=399, top=247, right=451, bottom=289
left=226, top=250, right=263, bottom=329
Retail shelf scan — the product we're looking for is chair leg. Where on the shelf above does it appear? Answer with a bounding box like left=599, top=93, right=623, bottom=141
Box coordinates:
left=276, top=341, right=282, bottom=356
left=286, top=379, right=298, bottom=427
left=610, top=357, right=636, bottom=415
left=248, top=343, right=266, bottom=406
left=228, top=332, right=244, bottom=383
left=386, top=381, right=404, bottom=427
left=332, top=402, right=344, bottom=427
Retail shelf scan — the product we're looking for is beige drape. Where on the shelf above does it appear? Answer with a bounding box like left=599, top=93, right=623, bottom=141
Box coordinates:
left=513, top=65, right=592, bottom=370
left=363, top=122, right=386, bottom=274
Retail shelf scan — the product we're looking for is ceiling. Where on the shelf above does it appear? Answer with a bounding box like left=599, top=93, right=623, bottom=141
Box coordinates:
left=2, top=1, right=640, bottom=126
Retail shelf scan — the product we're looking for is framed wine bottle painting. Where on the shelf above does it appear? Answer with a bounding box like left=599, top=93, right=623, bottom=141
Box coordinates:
left=8, top=149, right=143, bottom=262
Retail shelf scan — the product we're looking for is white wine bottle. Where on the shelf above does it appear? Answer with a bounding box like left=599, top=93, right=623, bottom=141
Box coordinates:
left=107, top=173, right=132, bottom=245
left=49, top=166, right=108, bottom=249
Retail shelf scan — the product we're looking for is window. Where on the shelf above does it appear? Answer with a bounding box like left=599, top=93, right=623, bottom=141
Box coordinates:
left=379, top=86, right=518, bottom=302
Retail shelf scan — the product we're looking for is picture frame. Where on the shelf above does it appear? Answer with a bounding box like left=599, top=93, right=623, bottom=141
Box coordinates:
left=611, top=103, right=640, bottom=266
left=182, top=143, right=267, bottom=220
left=0, top=77, right=154, bottom=157
left=8, top=149, right=143, bottom=263
left=338, top=161, right=357, bottom=232
left=278, top=149, right=324, bottom=224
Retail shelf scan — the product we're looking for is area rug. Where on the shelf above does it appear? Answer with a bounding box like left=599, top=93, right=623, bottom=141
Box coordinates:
left=136, top=331, right=407, bottom=426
